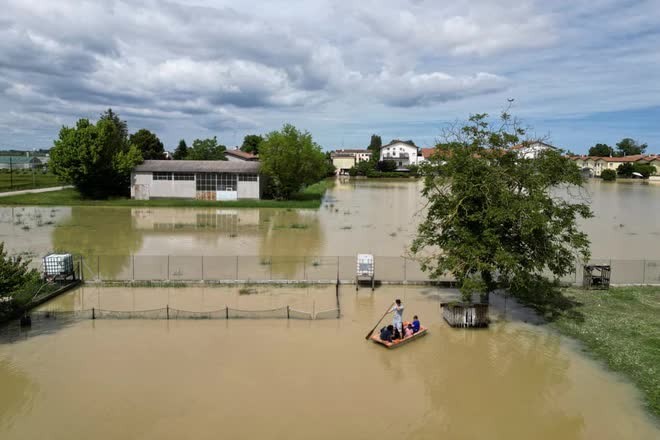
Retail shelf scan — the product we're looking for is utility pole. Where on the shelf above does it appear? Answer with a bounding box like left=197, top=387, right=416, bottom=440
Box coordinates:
left=9, top=156, right=12, bottom=190
left=31, top=150, right=36, bottom=188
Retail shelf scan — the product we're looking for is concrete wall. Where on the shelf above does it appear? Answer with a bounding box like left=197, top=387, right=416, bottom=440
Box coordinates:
left=332, top=156, right=355, bottom=171
left=238, top=179, right=260, bottom=199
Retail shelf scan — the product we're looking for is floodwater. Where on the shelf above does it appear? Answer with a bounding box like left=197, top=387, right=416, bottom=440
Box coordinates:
left=0, top=285, right=658, bottom=439
left=1, top=179, right=659, bottom=265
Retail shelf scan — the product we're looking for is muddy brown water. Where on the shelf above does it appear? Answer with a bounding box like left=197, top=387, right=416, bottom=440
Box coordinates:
left=0, top=285, right=658, bottom=439
left=1, top=179, right=660, bottom=263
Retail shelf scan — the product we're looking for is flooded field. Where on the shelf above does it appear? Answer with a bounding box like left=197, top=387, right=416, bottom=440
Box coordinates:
left=1, top=285, right=658, bottom=439
left=1, top=179, right=659, bottom=265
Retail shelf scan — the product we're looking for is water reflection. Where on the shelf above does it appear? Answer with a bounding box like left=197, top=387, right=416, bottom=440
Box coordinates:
left=0, top=358, right=37, bottom=430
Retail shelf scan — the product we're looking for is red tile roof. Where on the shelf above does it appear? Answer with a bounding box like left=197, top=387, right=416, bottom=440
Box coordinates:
left=420, top=148, right=436, bottom=159
left=225, top=149, right=258, bottom=160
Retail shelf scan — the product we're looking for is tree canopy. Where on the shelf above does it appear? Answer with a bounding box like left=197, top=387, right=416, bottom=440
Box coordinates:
left=0, top=242, right=39, bottom=317
left=259, top=124, right=326, bottom=199
left=616, top=138, right=647, bottom=156
left=49, top=110, right=143, bottom=198
left=412, top=112, right=593, bottom=304
left=129, top=128, right=165, bottom=160
left=588, top=143, right=612, bottom=157
left=240, top=134, right=263, bottom=155
left=173, top=139, right=188, bottom=160
left=186, top=137, right=227, bottom=160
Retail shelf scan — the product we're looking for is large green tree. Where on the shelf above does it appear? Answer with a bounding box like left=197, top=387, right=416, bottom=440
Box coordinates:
left=50, top=111, right=143, bottom=198
left=588, top=143, right=612, bottom=157
left=0, top=242, right=39, bottom=316
left=173, top=139, right=188, bottom=160
left=240, top=134, right=263, bottom=155
left=412, top=112, right=593, bottom=304
left=615, top=138, right=647, bottom=156
left=186, top=137, right=227, bottom=160
left=259, top=124, right=326, bottom=199
left=129, top=129, right=165, bottom=160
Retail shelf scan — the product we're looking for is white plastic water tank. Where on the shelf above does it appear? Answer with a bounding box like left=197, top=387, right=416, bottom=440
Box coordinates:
left=43, top=253, right=74, bottom=276
left=356, top=254, right=374, bottom=277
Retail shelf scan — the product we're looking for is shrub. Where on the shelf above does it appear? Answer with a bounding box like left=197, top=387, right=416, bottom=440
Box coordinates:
left=601, top=169, right=617, bottom=181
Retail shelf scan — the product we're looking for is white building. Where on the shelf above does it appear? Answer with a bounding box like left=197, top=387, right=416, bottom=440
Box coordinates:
left=379, top=140, right=420, bottom=167
left=330, top=149, right=372, bottom=175
left=131, top=160, right=263, bottom=201
left=511, top=141, right=558, bottom=159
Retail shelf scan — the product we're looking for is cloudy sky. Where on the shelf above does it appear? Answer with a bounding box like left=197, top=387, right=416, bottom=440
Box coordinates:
left=1, top=0, right=659, bottom=153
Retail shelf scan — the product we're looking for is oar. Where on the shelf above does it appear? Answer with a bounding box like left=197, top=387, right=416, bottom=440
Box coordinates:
left=365, top=302, right=395, bottom=340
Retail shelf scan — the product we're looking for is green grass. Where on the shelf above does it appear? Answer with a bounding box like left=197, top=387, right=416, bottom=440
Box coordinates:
left=0, top=180, right=332, bottom=209
left=552, top=287, right=660, bottom=419
left=0, top=171, right=62, bottom=192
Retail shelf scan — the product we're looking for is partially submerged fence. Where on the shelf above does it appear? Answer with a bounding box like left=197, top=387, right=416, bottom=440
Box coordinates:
left=71, top=255, right=660, bottom=286
left=31, top=305, right=340, bottom=321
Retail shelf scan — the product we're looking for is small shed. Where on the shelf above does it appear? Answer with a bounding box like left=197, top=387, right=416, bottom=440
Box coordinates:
left=356, top=254, right=375, bottom=290
left=582, top=264, right=611, bottom=289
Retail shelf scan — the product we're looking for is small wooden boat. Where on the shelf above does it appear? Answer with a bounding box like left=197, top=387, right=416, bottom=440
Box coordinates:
left=370, top=327, right=428, bottom=348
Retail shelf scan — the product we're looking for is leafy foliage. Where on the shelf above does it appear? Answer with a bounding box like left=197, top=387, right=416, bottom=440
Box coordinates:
left=0, top=242, right=39, bottom=316
left=186, top=137, right=227, bottom=160
left=240, top=134, right=263, bottom=155
left=616, top=138, right=647, bottom=156
left=412, top=112, right=593, bottom=303
left=617, top=162, right=655, bottom=178
left=173, top=139, right=188, bottom=160
left=259, top=124, right=326, bottom=199
left=376, top=160, right=397, bottom=172
left=600, top=169, right=617, bottom=181
left=588, top=143, right=612, bottom=157
left=129, top=129, right=165, bottom=160
left=49, top=110, right=143, bottom=198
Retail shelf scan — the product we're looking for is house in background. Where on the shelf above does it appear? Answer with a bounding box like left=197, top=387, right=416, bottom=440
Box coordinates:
left=511, top=141, right=558, bottom=159
left=330, top=149, right=372, bottom=175
left=0, top=156, right=42, bottom=170
left=225, top=149, right=258, bottom=162
left=131, top=160, right=263, bottom=201
left=569, top=154, right=660, bottom=177
left=379, top=140, right=420, bottom=167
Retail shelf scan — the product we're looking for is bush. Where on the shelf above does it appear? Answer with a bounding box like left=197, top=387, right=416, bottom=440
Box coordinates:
left=601, top=169, right=616, bottom=181
left=348, top=167, right=358, bottom=177
left=376, top=160, right=398, bottom=172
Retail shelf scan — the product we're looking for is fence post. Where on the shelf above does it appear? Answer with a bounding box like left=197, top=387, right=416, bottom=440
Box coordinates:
left=97, top=255, right=100, bottom=281
left=225, top=305, right=229, bottom=319
left=642, top=259, right=646, bottom=285
left=167, top=255, right=170, bottom=281
left=287, top=305, right=290, bottom=319
left=80, top=255, right=84, bottom=282
left=303, top=256, right=306, bottom=281
left=92, top=307, right=95, bottom=320
left=235, top=256, right=239, bottom=280
left=166, top=304, right=169, bottom=320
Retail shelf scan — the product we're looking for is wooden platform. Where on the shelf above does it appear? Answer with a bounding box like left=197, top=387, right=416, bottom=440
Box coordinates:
left=370, top=326, right=428, bottom=348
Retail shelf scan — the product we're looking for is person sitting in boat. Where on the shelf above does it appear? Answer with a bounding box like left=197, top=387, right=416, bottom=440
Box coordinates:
left=379, top=325, right=394, bottom=342
left=404, top=322, right=414, bottom=338
left=389, top=299, right=405, bottom=336
left=412, top=316, right=421, bottom=334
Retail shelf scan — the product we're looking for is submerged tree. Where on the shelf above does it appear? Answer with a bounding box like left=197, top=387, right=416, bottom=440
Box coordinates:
left=412, top=111, right=593, bottom=304
left=259, top=124, right=326, bottom=199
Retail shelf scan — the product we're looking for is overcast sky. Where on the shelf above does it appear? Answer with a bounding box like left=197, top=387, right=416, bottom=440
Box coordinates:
left=1, top=0, right=659, bottom=153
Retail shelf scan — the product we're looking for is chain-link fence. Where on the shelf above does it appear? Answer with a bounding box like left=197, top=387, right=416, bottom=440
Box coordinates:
left=71, top=255, right=660, bottom=285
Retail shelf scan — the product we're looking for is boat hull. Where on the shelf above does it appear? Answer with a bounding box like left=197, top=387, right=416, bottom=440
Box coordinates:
left=370, top=327, right=428, bottom=349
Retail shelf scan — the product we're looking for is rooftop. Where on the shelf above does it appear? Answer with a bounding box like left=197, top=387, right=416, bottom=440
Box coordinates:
left=134, top=160, right=260, bottom=174
left=225, top=149, right=258, bottom=160
left=380, top=140, right=417, bottom=149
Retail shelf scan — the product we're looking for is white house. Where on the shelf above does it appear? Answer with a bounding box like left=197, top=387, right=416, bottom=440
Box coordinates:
left=511, top=141, right=558, bottom=159
left=379, top=140, right=420, bottom=167
left=131, top=160, right=263, bottom=201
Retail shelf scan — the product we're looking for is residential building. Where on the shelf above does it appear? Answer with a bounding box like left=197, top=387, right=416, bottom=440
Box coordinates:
left=131, top=160, right=263, bottom=201
left=225, top=149, right=258, bottom=162
left=511, top=141, right=558, bottom=159
left=330, top=149, right=372, bottom=175
left=418, top=148, right=437, bottom=162
left=379, top=140, right=420, bottom=167
left=569, top=154, right=660, bottom=177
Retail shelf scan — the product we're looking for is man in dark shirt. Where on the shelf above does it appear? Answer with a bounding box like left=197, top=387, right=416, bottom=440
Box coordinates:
left=379, top=325, right=394, bottom=342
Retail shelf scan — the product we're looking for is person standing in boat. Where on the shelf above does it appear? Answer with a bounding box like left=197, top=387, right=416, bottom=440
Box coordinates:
left=389, top=299, right=404, bottom=338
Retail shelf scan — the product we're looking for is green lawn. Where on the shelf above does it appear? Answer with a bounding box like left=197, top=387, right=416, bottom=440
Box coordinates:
left=552, top=287, right=660, bottom=419
left=0, top=180, right=332, bottom=209
left=0, top=171, right=62, bottom=192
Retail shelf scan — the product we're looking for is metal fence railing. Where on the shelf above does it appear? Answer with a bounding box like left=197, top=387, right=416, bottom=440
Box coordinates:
left=61, top=255, right=660, bottom=286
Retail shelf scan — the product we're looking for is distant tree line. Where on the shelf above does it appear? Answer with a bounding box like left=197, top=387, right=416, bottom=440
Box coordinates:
left=587, top=138, right=648, bottom=157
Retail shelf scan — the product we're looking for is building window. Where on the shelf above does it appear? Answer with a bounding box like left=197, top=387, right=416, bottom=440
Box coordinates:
left=153, top=172, right=172, bottom=180
left=174, top=173, right=194, bottom=181
left=238, top=174, right=258, bottom=182
left=196, top=173, right=216, bottom=191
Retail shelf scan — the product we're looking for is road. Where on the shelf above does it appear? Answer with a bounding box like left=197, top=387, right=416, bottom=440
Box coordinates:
left=0, top=185, right=72, bottom=197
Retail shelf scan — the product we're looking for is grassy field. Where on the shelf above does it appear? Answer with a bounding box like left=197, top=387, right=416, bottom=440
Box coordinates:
left=0, top=179, right=332, bottom=209
left=0, top=171, right=61, bottom=192
left=552, top=287, right=660, bottom=419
